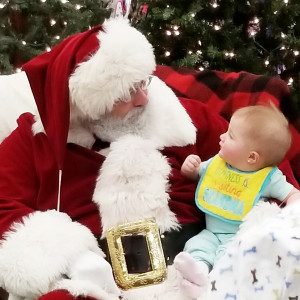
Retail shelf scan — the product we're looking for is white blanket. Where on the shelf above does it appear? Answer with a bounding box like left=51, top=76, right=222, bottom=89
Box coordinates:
left=207, top=201, right=300, bottom=300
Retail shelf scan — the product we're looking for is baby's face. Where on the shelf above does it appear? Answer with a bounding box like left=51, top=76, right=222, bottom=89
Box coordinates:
left=219, top=116, right=255, bottom=171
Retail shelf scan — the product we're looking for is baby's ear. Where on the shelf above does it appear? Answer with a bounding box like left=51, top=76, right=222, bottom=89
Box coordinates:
left=247, top=151, right=260, bottom=165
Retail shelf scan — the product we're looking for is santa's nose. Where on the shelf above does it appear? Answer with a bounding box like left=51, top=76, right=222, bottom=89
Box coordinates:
left=131, top=87, right=149, bottom=107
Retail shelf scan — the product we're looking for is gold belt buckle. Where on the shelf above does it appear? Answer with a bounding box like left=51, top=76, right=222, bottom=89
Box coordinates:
left=106, top=218, right=167, bottom=290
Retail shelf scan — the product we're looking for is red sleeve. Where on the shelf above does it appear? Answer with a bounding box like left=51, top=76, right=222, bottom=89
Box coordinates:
left=38, top=290, right=97, bottom=300
left=0, top=113, right=38, bottom=238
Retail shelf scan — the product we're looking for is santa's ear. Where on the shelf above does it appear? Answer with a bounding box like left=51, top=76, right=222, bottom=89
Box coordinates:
left=247, top=151, right=260, bottom=165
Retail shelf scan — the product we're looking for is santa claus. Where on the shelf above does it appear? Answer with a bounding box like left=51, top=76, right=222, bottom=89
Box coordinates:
left=1, top=17, right=299, bottom=300
left=0, top=18, right=227, bottom=300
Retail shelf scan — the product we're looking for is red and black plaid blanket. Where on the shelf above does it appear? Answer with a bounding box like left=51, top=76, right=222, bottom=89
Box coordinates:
left=155, top=65, right=300, bottom=187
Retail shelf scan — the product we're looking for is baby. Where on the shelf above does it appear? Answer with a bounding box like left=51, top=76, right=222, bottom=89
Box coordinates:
left=174, top=104, right=300, bottom=299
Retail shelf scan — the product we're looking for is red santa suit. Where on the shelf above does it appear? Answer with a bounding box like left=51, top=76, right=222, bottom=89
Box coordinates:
left=0, top=19, right=225, bottom=300
left=0, top=19, right=298, bottom=300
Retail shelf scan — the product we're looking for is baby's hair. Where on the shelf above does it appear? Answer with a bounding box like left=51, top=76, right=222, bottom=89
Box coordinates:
left=232, top=103, right=291, bottom=167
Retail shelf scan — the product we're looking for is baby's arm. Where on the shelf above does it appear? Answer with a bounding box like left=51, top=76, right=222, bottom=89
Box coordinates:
left=284, top=187, right=300, bottom=205
left=181, top=154, right=201, bottom=181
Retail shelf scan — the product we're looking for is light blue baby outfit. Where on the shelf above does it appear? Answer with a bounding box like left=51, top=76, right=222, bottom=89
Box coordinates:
left=184, top=156, right=294, bottom=269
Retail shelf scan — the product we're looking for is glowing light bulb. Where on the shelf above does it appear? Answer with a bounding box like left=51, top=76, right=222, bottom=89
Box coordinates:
left=265, top=60, right=270, bottom=66
left=50, top=19, right=56, bottom=26
left=166, top=30, right=171, bottom=36
left=288, top=78, right=293, bottom=85
left=45, top=46, right=51, bottom=52
left=199, top=67, right=204, bottom=71
left=294, top=50, right=299, bottom=56
left=165, top=51, right=171, bottom=57
left=214, top=25, right=221, bottom=31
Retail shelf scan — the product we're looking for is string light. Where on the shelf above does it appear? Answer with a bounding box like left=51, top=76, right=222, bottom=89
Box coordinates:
left=198, top=67, right=204, bottom=71
left=50, top=19, right=56, bottom=26
left=75, top=4, right=82, bottom=10
left=294, top=50, right=299, bottom=56
left=288, top=78, right=293, bottom=85
left=21, top=41, right=26, bottom=45
left=265, top=59, right=270, bottom=66
left=45, top=46, right=51, bottom=52
left=191, top=13, right=195, bottom=17
left=214, top=25, right=221, bottom=31
left=166, top=30, right=171, bottom=36
left=165, top=51, right=171, bottom=57
left=0, top=3, right=5, bottom=8
left=40, top=0, right=46, bottom=2
left=55, top=35, right=60, bottom=40
left=225, top=52, right=235, bottom=58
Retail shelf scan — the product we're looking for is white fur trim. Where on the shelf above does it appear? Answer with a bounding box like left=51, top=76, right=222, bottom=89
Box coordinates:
left=0, top=210, right=102, bottom=299
left=69, top=18, right=156, bottom=119
left=93, top=135, right=179, bottom=236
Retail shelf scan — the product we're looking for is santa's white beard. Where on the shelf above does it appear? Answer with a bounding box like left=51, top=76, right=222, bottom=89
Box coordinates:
left=89, top=106, right=150, bottom=143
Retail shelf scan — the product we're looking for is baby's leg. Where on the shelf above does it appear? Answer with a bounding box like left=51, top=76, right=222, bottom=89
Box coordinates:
left=174, top=252, right=209, bottom=298
left=174, top=251, right=209, bottom=284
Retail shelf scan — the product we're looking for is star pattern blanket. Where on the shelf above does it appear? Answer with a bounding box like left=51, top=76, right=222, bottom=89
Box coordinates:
left=154, top=65, right=300, bottom=188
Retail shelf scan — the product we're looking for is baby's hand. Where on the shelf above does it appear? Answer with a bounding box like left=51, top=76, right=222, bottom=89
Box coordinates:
left=181, top=154, right=201, bottom=181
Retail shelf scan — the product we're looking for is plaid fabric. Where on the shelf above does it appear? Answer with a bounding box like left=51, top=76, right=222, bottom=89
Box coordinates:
left=155, top=65, right=300, bottom=187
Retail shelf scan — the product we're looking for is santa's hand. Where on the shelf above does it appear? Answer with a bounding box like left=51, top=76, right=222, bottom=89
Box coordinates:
left=68, top=250, right=121, bottom=296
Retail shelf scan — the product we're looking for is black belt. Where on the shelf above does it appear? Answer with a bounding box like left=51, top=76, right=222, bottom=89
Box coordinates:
left=96, top=222, right=201, bottom=274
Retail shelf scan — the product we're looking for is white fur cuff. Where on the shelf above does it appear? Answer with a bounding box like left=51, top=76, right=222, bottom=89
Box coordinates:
left=0, top=210, right=101, bottom=299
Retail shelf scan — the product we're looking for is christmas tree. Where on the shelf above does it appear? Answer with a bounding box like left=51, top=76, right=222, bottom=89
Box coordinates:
left=0, top=0, right=299, bottom=106
left=0, top=0, right=111, bottom=73
left=135, top=0, right=300, bottom=107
